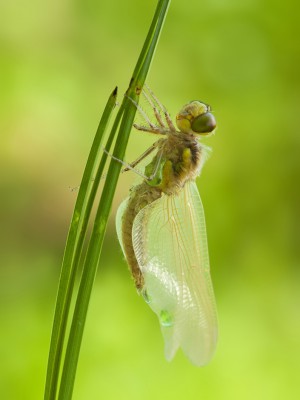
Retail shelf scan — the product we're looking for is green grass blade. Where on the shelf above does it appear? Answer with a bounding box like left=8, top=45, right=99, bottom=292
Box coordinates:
left=44, top=87, right=118, bottom=400
left=131, top=0, right=171, bottom=87
left=57, top=1, right=171, bottom=399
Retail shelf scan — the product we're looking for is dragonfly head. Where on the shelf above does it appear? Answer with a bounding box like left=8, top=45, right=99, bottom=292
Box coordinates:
left=176, top=101, right=216, bottom=136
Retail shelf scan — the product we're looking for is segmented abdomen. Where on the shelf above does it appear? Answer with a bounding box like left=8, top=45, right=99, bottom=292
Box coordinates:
left=121, top=182, right=162, bottom=289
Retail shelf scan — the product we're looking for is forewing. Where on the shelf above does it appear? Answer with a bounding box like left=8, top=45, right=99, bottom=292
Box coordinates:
left=116, top=197, right=129, bottom=255
left=132, top=181, right=218, bottom=366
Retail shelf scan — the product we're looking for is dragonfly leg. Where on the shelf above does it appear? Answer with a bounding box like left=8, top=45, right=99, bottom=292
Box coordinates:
left=126, top=92, right=168, bottom=135
left=123, top=147, right=163, bottom=182
left=123, top=141, right=161, bottom=172
left=144, top=84, right=177, bottom=132
left=133, top=123, right=167, bottom=135
left=102, top=147, right=156, bottom=180
left=142, top=88, right=166, bottom=128
left=125, top=95, right=159, bottom=131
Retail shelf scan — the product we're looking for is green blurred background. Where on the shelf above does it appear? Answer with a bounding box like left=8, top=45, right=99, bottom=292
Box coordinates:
left=1, top=0, right=299, bottom=399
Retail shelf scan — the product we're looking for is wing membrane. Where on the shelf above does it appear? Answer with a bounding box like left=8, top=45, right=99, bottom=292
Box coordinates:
left=116, top=197, right=129, bottom=255
left=132, top=181, right=218, bottom=366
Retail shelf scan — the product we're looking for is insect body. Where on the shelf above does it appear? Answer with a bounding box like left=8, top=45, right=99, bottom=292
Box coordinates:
left=116, top=88, right=218, bottom=366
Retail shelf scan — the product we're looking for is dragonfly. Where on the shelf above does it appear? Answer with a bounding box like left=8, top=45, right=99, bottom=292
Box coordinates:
left=115, top=86, right=218, bottom=366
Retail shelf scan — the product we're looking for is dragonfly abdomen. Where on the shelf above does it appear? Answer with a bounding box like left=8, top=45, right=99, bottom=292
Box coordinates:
left=121, top=182, right=162, bottom=289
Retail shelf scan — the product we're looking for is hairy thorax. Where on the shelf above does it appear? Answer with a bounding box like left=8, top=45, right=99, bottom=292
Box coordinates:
left=154, top=134, right=203, bottom=196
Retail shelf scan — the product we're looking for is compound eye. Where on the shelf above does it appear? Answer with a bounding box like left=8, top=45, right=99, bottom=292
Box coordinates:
left=191, top=112, right=216, bottom=134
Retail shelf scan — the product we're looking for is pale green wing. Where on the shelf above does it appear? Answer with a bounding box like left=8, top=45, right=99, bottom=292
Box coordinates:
left=116, top=197, right=129, bottom=255
left=132, top=181, right=218, bottom=366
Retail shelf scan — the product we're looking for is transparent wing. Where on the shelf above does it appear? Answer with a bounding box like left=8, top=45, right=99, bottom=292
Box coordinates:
left=116, top=197, right=129, bottom=255
left=132, top=181, right=218, bottom=366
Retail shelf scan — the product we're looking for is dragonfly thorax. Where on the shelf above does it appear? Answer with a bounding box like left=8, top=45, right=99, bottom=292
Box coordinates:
left=146, top=137, right=204, bottom=196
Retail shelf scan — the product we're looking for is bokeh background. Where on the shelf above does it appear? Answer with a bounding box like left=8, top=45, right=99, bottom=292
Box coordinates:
left=1, top=0, right=299, bottom=399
